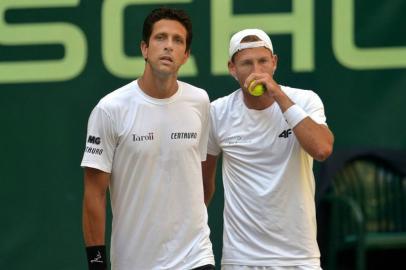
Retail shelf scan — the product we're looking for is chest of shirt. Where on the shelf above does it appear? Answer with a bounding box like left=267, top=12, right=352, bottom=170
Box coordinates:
left=216, top=108, right=297, bottom=162
left=116, top=104, right=203, bottom=155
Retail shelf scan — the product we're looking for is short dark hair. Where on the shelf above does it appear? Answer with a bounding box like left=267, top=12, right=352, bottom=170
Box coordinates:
left=142, top=7, right=193, bottom=51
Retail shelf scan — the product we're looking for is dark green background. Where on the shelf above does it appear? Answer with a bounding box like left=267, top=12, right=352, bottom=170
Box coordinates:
left=1, top=0, right=405, bottom=269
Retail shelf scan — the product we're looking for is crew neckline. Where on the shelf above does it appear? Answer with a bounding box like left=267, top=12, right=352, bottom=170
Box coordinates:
left=238, top=89, right=277, bottom=114
left=134, top=79, right=182, bottom=105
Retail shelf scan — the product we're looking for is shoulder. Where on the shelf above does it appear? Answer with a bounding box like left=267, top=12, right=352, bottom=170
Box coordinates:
left=96, top=81, right=137, bottom=112
left=179, top=81, right=210, bottom=103
left=281, top=85, right=318, bottom=99
left=210, top=89, right=241, bottom=119
left=281, top=85, right=323, bottom=107
left=211, top=89, right=240, bottom=109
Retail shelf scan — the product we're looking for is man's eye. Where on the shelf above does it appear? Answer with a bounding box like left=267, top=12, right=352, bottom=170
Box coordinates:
left=175, top=38, right=184, bottom=44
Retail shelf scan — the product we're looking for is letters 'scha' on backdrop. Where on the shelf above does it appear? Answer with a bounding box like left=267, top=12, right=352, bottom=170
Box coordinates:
left=1, top=0, right=405, bottom=269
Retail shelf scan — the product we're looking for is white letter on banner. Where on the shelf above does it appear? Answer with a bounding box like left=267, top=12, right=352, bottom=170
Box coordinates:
left=333, top=0, right=406, bottom=69
left=0, top=0, right=86, bottom=84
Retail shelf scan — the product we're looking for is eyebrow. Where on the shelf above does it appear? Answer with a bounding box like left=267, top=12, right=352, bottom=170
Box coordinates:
left=153, top=32, right=167, bottom=37
left=239, top=55, right=269, bottom=63
left=153, top=32, right=185, bottom=40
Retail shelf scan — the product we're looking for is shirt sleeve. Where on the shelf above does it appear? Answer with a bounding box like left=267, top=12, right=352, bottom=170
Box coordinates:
left=306, top=91, right=327, bottom=126
left=207, top=104, right=222, bottom=156
left=199, top=99, right=210, bottom=161
left=80, top=106, right=117, bottom=173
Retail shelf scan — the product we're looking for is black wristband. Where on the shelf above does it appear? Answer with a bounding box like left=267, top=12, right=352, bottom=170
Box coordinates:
left=86, top=245, right=107, bottom=270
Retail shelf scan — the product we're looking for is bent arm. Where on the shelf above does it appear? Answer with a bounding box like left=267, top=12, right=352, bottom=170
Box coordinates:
left=292, top=118, right=334, bottom=161
left=271, top=85, right=334, bottom=161
left=82, top=167, right=110, bottom=246
left=202, top=154, right=219, bottom=206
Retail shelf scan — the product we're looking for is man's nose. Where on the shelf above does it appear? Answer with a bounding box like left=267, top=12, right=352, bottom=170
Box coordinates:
left=164, top=39, right=174, bottom=51
left=252, top=62, right=262, bottom=73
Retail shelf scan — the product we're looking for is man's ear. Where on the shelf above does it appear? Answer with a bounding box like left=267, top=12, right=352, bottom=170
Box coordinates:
left=141, top=41, right=148, bottom=60
left=181, top=49, right=190, bottom=65
left=272, top=54, right=278, bottom=74
left=228, top=61, right=238, bottom=81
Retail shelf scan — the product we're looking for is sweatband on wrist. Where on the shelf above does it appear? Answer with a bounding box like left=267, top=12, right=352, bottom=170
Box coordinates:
left=86, top=245, right=107, bottom=270
left=283, top=104, right=309, bottom=128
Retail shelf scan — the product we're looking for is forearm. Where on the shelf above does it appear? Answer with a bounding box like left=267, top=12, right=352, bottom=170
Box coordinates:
left=203, top=180, right=215, bottom=206
left=83, top=193, right=106, bottom=246
left=203, top=170, right=216, bottom=206
left=202, top=155, right=218, bottom=206
left=272, top=87, right=294, bottom=113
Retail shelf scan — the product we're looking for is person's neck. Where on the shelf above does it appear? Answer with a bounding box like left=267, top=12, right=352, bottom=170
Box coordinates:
left=242, top=91, right=275, bottom=110
left=138, top=70, right=179, bottom=99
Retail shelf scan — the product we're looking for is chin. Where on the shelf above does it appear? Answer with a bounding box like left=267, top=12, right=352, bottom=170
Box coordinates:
left=155, top=68, right=176, bottom=77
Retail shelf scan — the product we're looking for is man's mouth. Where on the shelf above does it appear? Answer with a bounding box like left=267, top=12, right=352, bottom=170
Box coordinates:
left=159, top=56, right=173, bottom=63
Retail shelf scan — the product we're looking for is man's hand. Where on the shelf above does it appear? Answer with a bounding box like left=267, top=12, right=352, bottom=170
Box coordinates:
left=244, top=72, right=294, bottom=111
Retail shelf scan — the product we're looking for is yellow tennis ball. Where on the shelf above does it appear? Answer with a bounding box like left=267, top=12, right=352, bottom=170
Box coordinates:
left=248, top=81, right=265, bottom=96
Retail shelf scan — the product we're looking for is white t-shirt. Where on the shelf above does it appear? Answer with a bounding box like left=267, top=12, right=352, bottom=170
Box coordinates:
left=208, top=86, right=327, bottom=267
left=81, top=80, right=214, bottom=270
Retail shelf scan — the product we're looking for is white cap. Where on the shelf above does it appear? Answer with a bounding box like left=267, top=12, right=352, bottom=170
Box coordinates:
left=229, top=29, right=274, bottom=59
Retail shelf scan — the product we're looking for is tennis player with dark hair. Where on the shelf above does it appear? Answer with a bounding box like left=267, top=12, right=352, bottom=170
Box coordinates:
left=203, top=28, right=334, bottom=270
left=81, top=7, right=214, bottom=270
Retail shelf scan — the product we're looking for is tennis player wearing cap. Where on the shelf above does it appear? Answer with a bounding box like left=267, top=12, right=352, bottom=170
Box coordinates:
left=202, top=29, right=334, bottom=270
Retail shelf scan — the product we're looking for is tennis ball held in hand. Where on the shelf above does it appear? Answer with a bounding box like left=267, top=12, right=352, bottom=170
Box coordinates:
left=248, top=81, right=265, bottom=96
